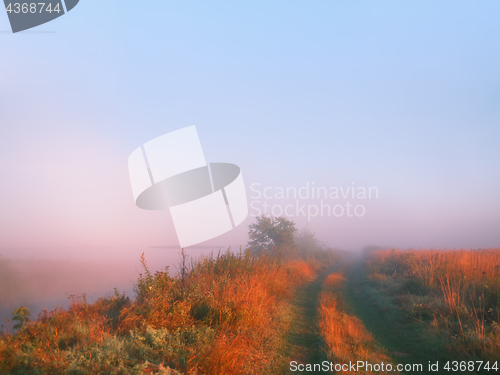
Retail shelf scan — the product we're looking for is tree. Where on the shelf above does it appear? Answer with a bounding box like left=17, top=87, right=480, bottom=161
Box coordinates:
left=12, top=306, right=31, bottom=331
left=294, top=227, right=326, bottom=255
left=293, top=227, right=339, bottom=263
left=247, top=215, right=297, bottom=259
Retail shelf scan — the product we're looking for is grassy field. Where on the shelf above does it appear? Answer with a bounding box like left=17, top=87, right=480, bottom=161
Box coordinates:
left=0, top=249, right=337, bottom=374
left=2, top=247, right=500, bottom=374
left=358, top=248, right=500, bottom=374
left=365, top=249, right=500, bottom=359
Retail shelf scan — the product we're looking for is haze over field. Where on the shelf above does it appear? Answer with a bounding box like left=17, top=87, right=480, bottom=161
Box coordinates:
left=0, top=1, right=499, bottom=328
left=0, top=246, right=221, bottom=329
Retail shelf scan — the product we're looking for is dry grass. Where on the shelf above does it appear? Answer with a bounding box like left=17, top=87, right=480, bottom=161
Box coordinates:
left=365, top=248, right=500, bottom=360
left=322, top=272, right=345, bottom=289
left=318, top=272, right=397, bottom=375
left=0, top=249, right=324, bottom=375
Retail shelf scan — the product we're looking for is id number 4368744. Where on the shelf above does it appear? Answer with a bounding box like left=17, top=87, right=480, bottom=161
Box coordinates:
left=5, top=3, right=62, bottom=14
left=444, top=361, right=498, bottom=372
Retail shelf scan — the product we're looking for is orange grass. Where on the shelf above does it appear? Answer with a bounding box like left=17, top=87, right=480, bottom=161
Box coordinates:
left=318, top=272, right=396, bottom=375
left=365, top=248, right=500, bottom=360
left=323, top=272, right=345, bottom=289
left=0, top=250, right=323, bottom=375
left=366, top=248, right=500, bottom=287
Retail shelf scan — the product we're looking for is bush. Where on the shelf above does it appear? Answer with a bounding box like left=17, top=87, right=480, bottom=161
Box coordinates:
left=0, top=249, right=328, bottom=374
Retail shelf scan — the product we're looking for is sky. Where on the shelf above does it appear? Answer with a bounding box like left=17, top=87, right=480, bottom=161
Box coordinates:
left=1, top=0, right=499, bottom=256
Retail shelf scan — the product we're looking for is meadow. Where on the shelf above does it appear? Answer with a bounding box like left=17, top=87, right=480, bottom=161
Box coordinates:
left=364, top=248, right=500, bottom=369
left=0, top=248, right=337, bottom=374
left=3, top=244, right=500, bottom=375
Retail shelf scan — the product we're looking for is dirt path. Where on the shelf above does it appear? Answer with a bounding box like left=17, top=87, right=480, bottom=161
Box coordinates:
left=285, top=267, right=334, bottom=374
left=284, top=260, right=460, bottom=375
left=343, top=260, right=452, bottom=374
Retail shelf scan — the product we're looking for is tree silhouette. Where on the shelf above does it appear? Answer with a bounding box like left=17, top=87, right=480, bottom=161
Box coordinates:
left=248, top=215, right=297, bottom=259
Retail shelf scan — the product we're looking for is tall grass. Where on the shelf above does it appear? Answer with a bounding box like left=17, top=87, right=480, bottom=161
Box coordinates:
left=318, top=272, right=397, bottom=375
left=0, top=249, right=325, bottom=374
left=365, top=248, right=500, bottom=360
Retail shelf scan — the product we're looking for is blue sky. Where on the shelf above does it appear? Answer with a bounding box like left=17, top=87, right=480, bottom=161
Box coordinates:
left=1, top=0, right=499, bottom=252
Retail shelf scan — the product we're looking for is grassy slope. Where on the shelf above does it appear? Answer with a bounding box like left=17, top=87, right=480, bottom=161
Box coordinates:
left=0, top=251, right=339, bottom=375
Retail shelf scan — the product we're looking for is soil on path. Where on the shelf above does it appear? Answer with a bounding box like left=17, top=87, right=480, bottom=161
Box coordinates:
left=286, top=267, right=334, bottom=374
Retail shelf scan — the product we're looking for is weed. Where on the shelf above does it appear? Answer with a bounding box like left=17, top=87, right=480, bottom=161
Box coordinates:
left=0, top=249, right=333, bottom=374
left=365, top=248, right=500, bottom=361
